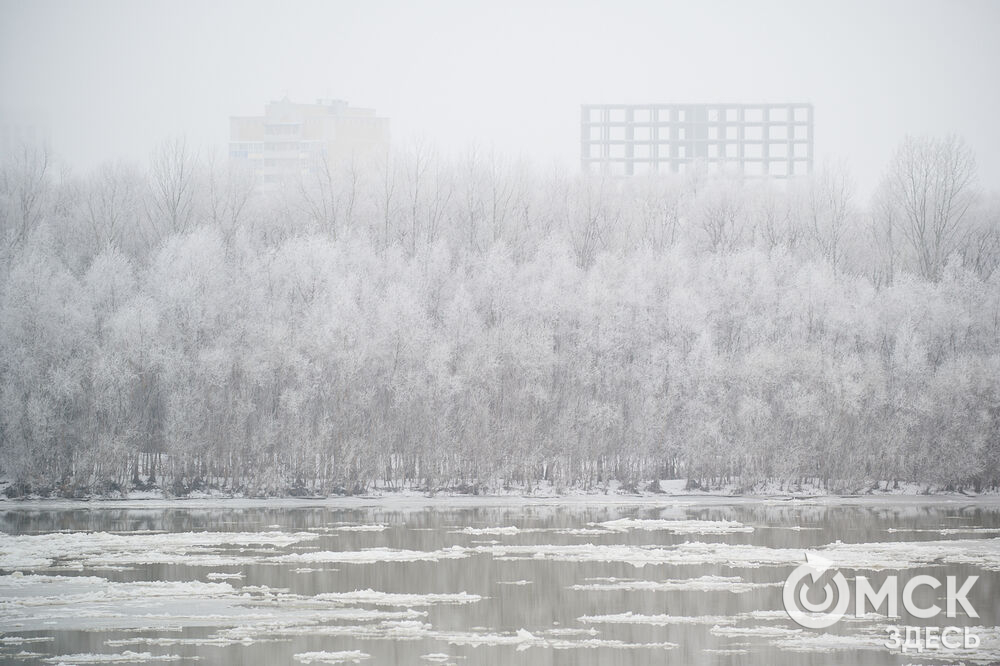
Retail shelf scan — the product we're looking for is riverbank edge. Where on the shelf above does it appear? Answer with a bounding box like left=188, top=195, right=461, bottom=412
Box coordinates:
left=2, top=478, right=999, bottom=509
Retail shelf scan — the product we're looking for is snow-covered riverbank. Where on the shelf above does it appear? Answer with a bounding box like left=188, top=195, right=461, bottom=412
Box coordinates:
left=2, top=478, right=998, bottom=511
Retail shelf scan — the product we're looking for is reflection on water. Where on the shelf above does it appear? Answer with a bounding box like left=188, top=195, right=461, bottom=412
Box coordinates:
left=1, top=499, right=999, bottom=665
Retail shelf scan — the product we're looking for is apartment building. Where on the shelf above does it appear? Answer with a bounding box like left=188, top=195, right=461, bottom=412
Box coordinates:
left=230, top=98, right=390, bottom=184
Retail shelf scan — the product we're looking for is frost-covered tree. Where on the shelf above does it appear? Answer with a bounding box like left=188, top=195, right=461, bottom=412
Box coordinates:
left=883, top=135, right=977, bottom=281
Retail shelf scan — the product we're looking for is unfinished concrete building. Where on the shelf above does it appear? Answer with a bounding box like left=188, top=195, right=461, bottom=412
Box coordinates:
left=581, top=103, right=813, bottom=178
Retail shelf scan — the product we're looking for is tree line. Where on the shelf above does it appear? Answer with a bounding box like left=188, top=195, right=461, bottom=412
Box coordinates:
left=0, top=135, right=998, bottom=496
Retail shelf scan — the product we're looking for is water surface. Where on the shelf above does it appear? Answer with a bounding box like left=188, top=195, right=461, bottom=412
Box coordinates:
left=2, top=497, right=999, bottom=665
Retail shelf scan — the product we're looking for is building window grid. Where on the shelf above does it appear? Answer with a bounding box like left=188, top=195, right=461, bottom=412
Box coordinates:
left=581, top=104, right=813, bottom=178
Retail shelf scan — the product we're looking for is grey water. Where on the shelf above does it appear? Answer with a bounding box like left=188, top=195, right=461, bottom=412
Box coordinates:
left=2, top=498, right=999, bottom=665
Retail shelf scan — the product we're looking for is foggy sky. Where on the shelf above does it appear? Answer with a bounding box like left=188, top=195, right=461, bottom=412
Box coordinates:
left=2, top=0, right=999, bottom=192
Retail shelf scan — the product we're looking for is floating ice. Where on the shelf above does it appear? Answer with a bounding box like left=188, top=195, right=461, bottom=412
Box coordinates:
left=430, top=627, right=675, bottom=651
left=205, top=572, right=244, bottom=581
left=7, top=650, right=49, bottom=660
left=554, top=528, right=610, bottom=536
left=0, top=531, right=318, bottom=570
left=451, top=526, right=546, bottom=536
left=0, top=574, right=255, bottom=633
left=271, top=546, right=469, bottom=564
left=770, top=631, right=887, bottom=652
left=311, top=589, right=482, bottom=606
left=292, top=567, right=336, bottom=573
left=0, top=635, right=55, bottom=644
left=570, top=575, right=775, bottom=592
left=474, top=537, right=1000, bottom=570
left=596, top=518, right=754, bottom=534
left=819, top=537, right=1000, bottom=571
left=294, top=651, right=370, bottom=664
left=41, top=652, right=185, bottom=663
left=544, top=627, right=598, bottom=636
left=710, top=625, right=804, bottom=638
left=0, top=573, right=433, bottom=636
left=578, top=611, right=737, bottom=626
left=474, top=542, right=789, bottom=568
left=105, top=637, right=252, bottom=648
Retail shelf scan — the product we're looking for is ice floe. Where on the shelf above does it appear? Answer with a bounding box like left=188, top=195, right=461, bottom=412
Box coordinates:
left=595, top=518, right=754, bottom=534
left=0, top=530, right=317, bottom=570
left=104, top=637, right=252, bottom=648
left=451, top=526, right=522, bottom=536
left=0, top=573, right=442, bottom=636
left=553, top=528, right=610, bottom=536
left=702, top=648, right=750, bottom=654
left=710, top=625, right=804, bottom=638
left=41, top=652, right=186, bottom=663
left=473, top=537, right=1000, bottom=570
left=770, top=631, right=888, bottom=652
left=578, top=612, right=737, bottom=626
left=294, top=651, right=370, bottom=664
left=310, top=589, right=481, bottom=606
left=432, top=627, right=677, bottom=651
left=271, top=546, right=469, bottom=564
left=569, top=575, right=776, bottom=593
left=0, top=635, right=54, bottom=644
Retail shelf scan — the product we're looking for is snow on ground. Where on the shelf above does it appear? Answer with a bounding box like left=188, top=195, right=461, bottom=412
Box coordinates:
left=3, top=487, right=998, bottom=513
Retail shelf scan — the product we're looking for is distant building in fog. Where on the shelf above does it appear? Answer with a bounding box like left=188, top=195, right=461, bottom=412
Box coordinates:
left=581, top=103, right=813, bottom=178
left=229, top=98, right=390, bottom=184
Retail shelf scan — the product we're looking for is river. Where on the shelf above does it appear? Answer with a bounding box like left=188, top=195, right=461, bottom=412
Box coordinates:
left=1, top=496, right=999, bottom=664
